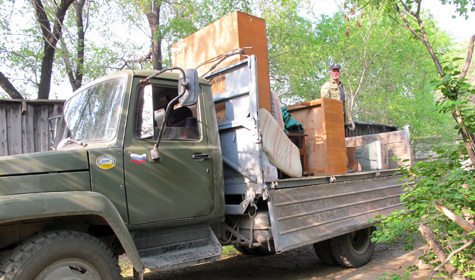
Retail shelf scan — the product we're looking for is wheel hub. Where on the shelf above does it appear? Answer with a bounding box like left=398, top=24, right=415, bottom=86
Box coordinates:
left=35, top=258, right=101, bottom=280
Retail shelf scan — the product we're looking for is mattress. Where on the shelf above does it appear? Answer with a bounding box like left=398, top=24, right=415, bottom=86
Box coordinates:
left=258, top=108, right=302, bottom=178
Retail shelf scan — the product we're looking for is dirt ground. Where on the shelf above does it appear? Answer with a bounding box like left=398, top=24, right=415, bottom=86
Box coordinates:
left=123, top=241, right=432, bottom=280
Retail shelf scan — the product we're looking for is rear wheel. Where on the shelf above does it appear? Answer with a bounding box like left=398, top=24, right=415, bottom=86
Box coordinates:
left=0, top=230, right=122, bottom=280
left=330, top=226, right=376, bottom=268
left=313, top=239, right=338, bottom=265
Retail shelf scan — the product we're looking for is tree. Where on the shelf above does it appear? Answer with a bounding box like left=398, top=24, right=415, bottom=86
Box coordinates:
left=263, top=2, right=453, bottom=139
left=0, top=0, right=74, bottom=99
left=353, top=0, right=475, bottom=163
left=59, top=0, right=87, bottom=91
left=134, top=0, right=164, bottom=70
left=33, top=0, right=75, bottom=99
left=115, top=0, right=251, bottom=71
left=0, top=0, right=253, bottom=99
left=352, top=0, right=475, bottom=278
left=0, top=0, right=41, bottom=99
left=263, top=0, right=322, bottom=103
left=342, top=9, right=455, bottom=138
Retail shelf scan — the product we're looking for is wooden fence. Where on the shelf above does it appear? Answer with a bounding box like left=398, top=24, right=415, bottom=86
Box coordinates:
left=0, top=99, right=65, bottom=156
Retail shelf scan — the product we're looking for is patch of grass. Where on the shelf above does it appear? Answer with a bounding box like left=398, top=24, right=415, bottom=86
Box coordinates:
left=222, top=245, right=239, bottom=259
left=119, top=255, right=133, bottom=278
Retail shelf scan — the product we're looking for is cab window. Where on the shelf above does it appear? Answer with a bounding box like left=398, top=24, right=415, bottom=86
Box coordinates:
left=135, top=84, right=200, bottom=141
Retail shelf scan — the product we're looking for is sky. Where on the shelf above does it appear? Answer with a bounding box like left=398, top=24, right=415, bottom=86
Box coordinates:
left=423, top=1, right=475, bottom=42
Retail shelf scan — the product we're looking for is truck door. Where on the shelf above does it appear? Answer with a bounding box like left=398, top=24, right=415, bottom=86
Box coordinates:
left=124, top=81, right=216, bottom=225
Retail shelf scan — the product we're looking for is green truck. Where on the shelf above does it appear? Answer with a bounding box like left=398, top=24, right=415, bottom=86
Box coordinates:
left=0, top=56, right=411, bottom=280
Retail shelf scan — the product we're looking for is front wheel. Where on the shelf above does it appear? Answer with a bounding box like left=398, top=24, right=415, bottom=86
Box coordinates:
left=330, top=226, right=376, bottom=268
left=0, top=230, right=122, bottom=280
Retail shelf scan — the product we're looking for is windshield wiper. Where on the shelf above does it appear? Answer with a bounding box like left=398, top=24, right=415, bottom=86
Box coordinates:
left=56, top=137, right=88, bottom=149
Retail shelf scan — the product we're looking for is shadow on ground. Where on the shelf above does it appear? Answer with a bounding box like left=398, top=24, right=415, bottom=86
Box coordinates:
left=124, top=242, right=430, bottom=280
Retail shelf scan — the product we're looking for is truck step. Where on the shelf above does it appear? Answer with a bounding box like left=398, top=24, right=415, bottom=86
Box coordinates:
left=132, top=223, right=222, bottom=271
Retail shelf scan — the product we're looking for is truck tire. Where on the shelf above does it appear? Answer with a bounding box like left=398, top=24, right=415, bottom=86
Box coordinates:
left=330, top=226, right=376, bottom=268
left=313, top=239, right=338, bottom=265
left=0, top=230, right=122, bottom=280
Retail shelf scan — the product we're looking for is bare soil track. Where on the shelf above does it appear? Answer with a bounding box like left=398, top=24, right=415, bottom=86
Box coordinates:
left=124, top=241, right=431, bottom=280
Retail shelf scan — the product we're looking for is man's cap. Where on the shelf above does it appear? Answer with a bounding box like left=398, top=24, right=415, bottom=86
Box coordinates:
left=330, top=63, right=341, bottom=70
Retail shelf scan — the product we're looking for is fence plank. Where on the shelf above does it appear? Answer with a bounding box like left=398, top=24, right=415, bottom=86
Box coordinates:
left=0, top=100, right=65, bottom=156
left=0, top=103, right=7, bottom=156
left=6, top=103, right=22, bottom=155
left=25, top=103, right=35, bottom=154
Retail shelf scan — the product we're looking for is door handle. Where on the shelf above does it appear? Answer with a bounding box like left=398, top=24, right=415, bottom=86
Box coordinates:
left=192, top=153, right=212, bottom=161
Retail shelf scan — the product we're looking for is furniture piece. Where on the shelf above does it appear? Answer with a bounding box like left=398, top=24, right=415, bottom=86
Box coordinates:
left=286, top=98, right=347, bottom=175
left=171, top=11, right=271, bottom=112
left=287, top=133, right=308, bottom=175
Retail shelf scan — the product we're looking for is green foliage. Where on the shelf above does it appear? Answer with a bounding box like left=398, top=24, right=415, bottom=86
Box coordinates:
left=377, top=59, right=474, bottom=268
left=263, top=0, right=322, bottom=103
left=376, top=271, right=410, bottom=280
left=264, top=3, right=455, bottom=139
left=374, top=138, right=475, bottom=277
left=0, top=0, right=42, bottom=97
left=357, top=2, right=475, bottom=277
left=433, top=59, right=475, bottom=152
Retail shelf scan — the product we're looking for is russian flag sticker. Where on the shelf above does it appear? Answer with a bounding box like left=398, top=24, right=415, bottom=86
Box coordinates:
left=130, top=153, right=147, bottom=164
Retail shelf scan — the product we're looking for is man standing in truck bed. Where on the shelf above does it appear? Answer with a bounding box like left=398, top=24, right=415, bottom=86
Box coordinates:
left=320, top=63, right=352, bottom=127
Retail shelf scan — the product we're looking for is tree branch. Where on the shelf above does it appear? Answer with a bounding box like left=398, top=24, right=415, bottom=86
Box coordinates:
left=434, top=200, right=475, bottom=233
left=429, top=239, right=474, bottom=280
left=0, top=72, right=24, bottom=99
left=418, top=223, right=466, bottom=280
left=394, top=1, right=444, bottom=75
left=460, top=34, right=475, bottom=80
left=394, top=4, right=423, bottom=41
left=117, top=49, right=153, bottom=64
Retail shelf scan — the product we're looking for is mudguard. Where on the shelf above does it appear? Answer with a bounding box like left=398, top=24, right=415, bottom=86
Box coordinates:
left=0, top=191, right=145, bottom=276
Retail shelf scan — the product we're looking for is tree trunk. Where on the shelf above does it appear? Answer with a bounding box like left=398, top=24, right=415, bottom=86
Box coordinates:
left=37, top=45, right=55, bottom=99
left=33, top=0, right=75, bottom=99
left=66, top=0, right=86, bottom=92
left=0, top=72, right=24, bottom=99
left=145, top=0, right=163, bottom=70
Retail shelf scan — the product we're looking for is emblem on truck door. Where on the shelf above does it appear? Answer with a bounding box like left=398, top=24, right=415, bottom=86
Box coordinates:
left=96, top=155, right=116, bottom=169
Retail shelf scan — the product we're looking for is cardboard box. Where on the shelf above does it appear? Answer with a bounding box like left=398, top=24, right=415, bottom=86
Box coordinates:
left=286, top=98, right=347, bottom=175
left=171, top=11, right=271, bottom=112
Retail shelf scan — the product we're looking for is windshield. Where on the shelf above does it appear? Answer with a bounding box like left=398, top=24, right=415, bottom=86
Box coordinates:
left=56, top=78, right=125, bottom=146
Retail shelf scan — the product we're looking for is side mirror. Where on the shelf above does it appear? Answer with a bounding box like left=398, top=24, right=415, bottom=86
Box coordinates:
left=178, top=69, right=199, bottom=107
